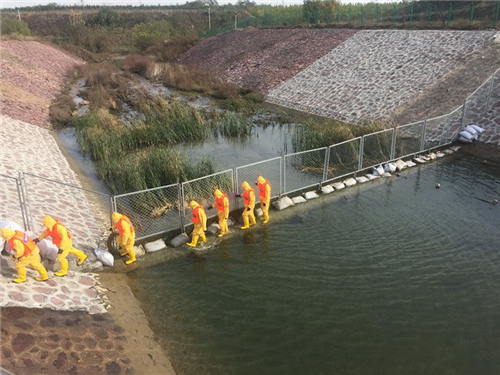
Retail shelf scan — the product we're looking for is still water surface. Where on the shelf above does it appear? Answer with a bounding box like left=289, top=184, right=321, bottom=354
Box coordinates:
left=133, top=155, right=500, bottom=375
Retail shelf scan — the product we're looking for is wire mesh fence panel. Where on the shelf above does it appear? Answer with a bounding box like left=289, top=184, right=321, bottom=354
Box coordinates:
left=114, top=184, right=181, bottom=241
left=326, top=138, right=360, bottom=182
left=424, top=114, right=449, bottom=150
left=284, top=148, right=327, bottom=194
left=23, top=173, right=112, bottom=249
left=182, top=170, right=234, bottom=223
left=441, top=105, right=465, bottom=144
left=362, top=129, right=393, bottom=169
left=235, top=157, right=282, bottom=209
left=395, top=121, right=424, bottom=159
left=465, top=77, right=493, bottom=124
left=0, top=174, right=27, bottom=230
left=489, top=71, right=500, bottom=113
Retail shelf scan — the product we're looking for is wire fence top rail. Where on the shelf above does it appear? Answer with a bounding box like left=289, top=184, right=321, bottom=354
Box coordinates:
left=23, top=172, right=111, bottom=197
left=114, top=182, right=179, bottom=198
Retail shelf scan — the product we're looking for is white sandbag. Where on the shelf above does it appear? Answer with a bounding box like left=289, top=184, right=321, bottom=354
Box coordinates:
left=428, top=153, right=437, bottom=160
left=383, top=163, right=396, bottom=173
left=134, top=245, right=146, bottom=257
left=207, top=223, right=220, bottom=235
left=343, top=178, right=357, bottom=187
left=395, top=159, right=407, bottom=171
left=0, top=220, right=23, bottom=251
left=303, top=191, right=320, bottom=200
left=459, top=136, right=473, bottom=144
left=444, top=149, right=454, bottom=155
left=292, top=196, right=307, bottom=204
left=365, top=174, right=379, bottom=181
left=372, top=165, right=385, bottom=176
left=145, top=239, right=167, bottom=253
left=273, top=196, right=294, bottom=211
left=93, top=247, right=114, bottom=267
left=356, top=176, right=369, bottom=184
left=435, top=151, right=445, bottom=158
left=321, top=185, right=334, bottom=194
left=332, top=182, right=346, bottom=190
left=406, top=160, right=416, bottom=167
left=382, top=172, right=392, bottom=177
left=255, top=208, right=263, bottom=217
left=469, top=124, right=485, bottom=135
left=459, top=130, right=475, bottom=140
left=414, top=157, right=426, bottom=164
left=27, top=231, right=58, bottom=261
left=170, top=233, right=190, bottom=248
left=450, top=146, right=461, bottom=152
left=464, top=125, right=478, bottom=136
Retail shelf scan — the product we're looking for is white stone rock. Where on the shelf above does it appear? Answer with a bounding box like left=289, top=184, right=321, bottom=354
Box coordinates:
left=355, top=176, right=369, bottom=184
left=303, top=191, right=320, bottom=200
left=343, top=178, right=357, bottom=187
left=292, top=196, right=307, bottom=204
left=332, top=182, right=346, bottom=190
left=273, top=196, right=294, bottom=211
left=145, top=239, right=167, bottom=253
left=321, top=185, right=334, bottom=194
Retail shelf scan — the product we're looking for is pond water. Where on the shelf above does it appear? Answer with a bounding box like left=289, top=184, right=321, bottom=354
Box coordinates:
left=128, top=155, right=500, bottom=375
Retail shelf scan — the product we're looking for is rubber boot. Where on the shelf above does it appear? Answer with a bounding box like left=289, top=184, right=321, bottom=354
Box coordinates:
left=262, top=212, right=269, bottom=224
left=55, top=258, right=68, bottom=277
left=120, top=251, right=127, bottom=257
left=13, top=268, right=27, bottom=283
left=125, top=255, right=136, bottom=265
left=125, top=247, right=136, bottom=265
left=77, top=254, right=87, bottom=266
left=186, top=236, right=199, bottom=247
left=200, top=233, right=207, bottom=243
left=241, top=216, right=250, bottom=230
left=250, top=215, right=256, bottom=226
left=35, top=264, right=49, bottom=282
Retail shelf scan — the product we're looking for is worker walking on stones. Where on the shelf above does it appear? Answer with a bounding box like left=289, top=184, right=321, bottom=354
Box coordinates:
left=1, top=227, right=49, bottom=283
left=256, top=175, right=272, bottom=224
left=186, top=201, right=207, bottom=247
left=111, top=212, right=136, bottom=265
left=35, top=215, right=87, bottom=277
left=237, top=181, right=256, bottom=230
left=211, top=189, right=230, bottom=238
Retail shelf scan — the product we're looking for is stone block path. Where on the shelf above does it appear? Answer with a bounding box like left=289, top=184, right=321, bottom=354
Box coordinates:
left=267, top=30, right=496, bottom=124
left=0, top=115, right=110, bottom=251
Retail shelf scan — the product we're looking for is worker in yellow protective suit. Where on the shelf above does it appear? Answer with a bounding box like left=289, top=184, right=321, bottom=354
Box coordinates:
left=256, top=175, right=272, bottom=224
left=35, top=215, right=87, bottom=277
left=1, top=228, right=49, bottom=283
left=238, top=181, right=256, bottom=230
left=212, top=189, right=230, bottom=238
left=111, top=212, right=136, bottom=265
left=186, top=200, right=207, bottom=247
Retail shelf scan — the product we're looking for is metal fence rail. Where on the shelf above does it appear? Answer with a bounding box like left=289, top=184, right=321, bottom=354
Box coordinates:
left=284, top=147, right=327, bottom=194
left=0, top=173, right=28, bottom=230
left=326, top=138, right=361, bottom=183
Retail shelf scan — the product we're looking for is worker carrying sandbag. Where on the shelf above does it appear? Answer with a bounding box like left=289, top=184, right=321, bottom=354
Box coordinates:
left=111, top=212, right=136, bottom=265
left=211, top=189, right=229, bottom=238
left=1, top=227, right=49, bottom=283
left=35, top=215, right=87, bottom=277
left=256, top=175, right=272, bottom=224
left=236, top=181, right=256, bottom=230
left=186, top=201, right=207, bottom=247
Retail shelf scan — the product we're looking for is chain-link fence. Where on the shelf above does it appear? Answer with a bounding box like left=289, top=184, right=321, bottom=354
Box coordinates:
left=23, top=173, right=112, bottom=249
left=181, top=169, right=234, bottom=227
left=284, top=148, right=327, bottom=194
left=395, top=121, right=425, bottom=160
left=0, top=173, right=28, bottom=230
left=326, top=138, right=361, bottom=183
left=114, top=183, right=181, bottom=241
left=424, top=114, right=449, bottom=151
left=361, top=128, right=394, bottom=170
left=235, top=157, right=282, bottom=209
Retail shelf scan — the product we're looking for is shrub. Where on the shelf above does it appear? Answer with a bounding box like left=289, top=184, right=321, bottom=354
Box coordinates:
left=87, top=8, right=123, bottom=27
left=1, top=18, right=31, bottom=36
left=122, top=55, right=153, bottom=76
left=131, top=20, right=173, bottom=52
left=49, top=94, right=75, bottom=127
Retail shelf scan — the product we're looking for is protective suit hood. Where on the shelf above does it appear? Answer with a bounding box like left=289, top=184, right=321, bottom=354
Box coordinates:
left=189, top=200, right=199, bottom=209
left=1, top=227, right=15, bottom=240
left=112, top=212, right=122, bottom=223
left=214, top=189, right=223, bottom=198
left=242, top=181, right=251, bottom=191
left=42, top=215, right=57, bottom=230
left=257, top=176, right=266, bottom=184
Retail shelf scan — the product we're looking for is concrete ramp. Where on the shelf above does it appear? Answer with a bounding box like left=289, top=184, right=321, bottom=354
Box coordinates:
left=267, top=30, right=496, bottom=124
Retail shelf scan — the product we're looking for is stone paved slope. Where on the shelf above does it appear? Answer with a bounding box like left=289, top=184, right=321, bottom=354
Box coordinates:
left=180, top=28, right=358, bottom=94
left=266, top=30, right=497, bottom=124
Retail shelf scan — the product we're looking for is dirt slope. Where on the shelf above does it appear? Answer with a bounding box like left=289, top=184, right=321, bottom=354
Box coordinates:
left=180, top=28, right=358, bottom=94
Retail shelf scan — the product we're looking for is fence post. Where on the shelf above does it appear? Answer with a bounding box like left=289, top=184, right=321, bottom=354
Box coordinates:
left=282, top=155, right=287, bottom=195
left=484, top=76, right=495, bottom=115
left=322, top=147, right=330, bottom=182
left=410, top=3, right=414, bottom=25
left=390, top=127, right=397, bottom=160
left=393, top=5, right=397, bottom=24
left=470, top=1, right=475, bottom=24
left=178, top=183, right=186, bottom=232
left=447, top=2, right=452, bottom=26
left=460, top=99, right=468, bottom=130
left=18, top=171, right=33, bottom=232
left=15, top=176, right=29, bottom=232
left=427, top=3, right=432, bottom=25
left=495, top=1, right=500, bottom=28
left=438, top=115, right=451, bottom=146
left=420, top=120, right=427, bottom=152
left=110, top=196, right=116, bottom=226
left=280, top=156, right=284, bottom=196
left=358, top=136, right=365, bottom=171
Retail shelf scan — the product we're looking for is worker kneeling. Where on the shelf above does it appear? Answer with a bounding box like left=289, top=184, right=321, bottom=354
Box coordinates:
left=111, top=212, right=136, bottom=265
left=212, top=189, right=229, bottom=238
left=256, top=175, right=271, bottom=224
left=239, top=181, right=256, bottom=230
left=1, top=227, right=49, bottom=283
left=186, top=201, right=207, bottom=247
left=35, top=215, right=87, bottom=277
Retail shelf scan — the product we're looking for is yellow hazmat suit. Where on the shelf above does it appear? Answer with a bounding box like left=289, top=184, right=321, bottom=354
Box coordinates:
left=240, top=181, right=256, bottom=229
left=37, top=215, right=87, bottom=277
left=186, top=201, right=207, bottom=247
left=112, top=212, right=136, bottom=265
left=256, top=175, right=272, bottom=224
left=1, top=227, right=48, bottom=283
left=212, top=189, right=230, bottom=238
